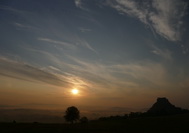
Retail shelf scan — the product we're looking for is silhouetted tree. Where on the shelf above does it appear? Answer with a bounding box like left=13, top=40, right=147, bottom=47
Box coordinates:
left=80, top=116, right=88, bottom=123
left=64, top=106, right=80, bottom=124
left=13, top=120, right=16, bottom=124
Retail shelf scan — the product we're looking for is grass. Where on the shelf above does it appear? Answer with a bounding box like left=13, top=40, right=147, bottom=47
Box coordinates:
left=1, top=113, right=189, bottom=133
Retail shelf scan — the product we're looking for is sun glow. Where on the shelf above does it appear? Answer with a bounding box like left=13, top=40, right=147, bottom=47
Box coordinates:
left=71, top=89, right=79, bottom=95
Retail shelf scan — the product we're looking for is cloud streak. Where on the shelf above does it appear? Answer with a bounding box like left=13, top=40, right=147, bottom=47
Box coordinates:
left=108, top=0, right=188, bottom=41
left=74, top=0, right=89, bottom=11
left=151, top=46, right=172, bottom=61
left=66, top=56, right=170, bottom=91
left=0, top=5, right=26, bottom=14
left=75, top=0, right=83, bottom=9
left=0, top=57, right=68, bottom=87
left=38, top=38, right=76, bottom=50
left=38, top=36, right=97, bottom=54
left=76, top=37, right=98, bottom=54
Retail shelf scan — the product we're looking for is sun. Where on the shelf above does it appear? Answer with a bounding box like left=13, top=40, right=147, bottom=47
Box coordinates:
left=71, top=89, right=79, bottom=95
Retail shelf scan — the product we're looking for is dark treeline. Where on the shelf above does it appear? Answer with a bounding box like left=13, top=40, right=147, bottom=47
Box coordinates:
left=98, top=109, right=189, bottom=121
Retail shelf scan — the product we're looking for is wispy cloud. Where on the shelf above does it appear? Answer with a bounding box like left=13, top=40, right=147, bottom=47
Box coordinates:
left=14, top=22, right=41, bottom=31
left=16, top=46, right=178, bottom=94
left=0, top=5, right=25, bottom=14
left=48, top=66, right=61, bottom=73
left=150, top=0, right=187, bottom=41
left=66, top=56, right=170, bottom=90
left=74, top=0, right=89, bottom=11
left=76, top=37, right=98, bottom=54
left=38, top=36, right=97, bottom=54
left=0, top=57, right=68, bottom=87
left=14, top=23, right=29, bottom=28
left=38, top=37, right=76, bottom=50
left=108, top=0, right=188, bottom=41
left=7, top=47, right=91, bottom=90
left=78, top=27, right=92, bottom=32
left=151, top=46, right=173, bottom=60
left=75, top=0, right=83, bottom=9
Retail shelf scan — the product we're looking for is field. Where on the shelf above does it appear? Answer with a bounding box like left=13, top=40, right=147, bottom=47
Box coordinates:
left=1, top=113, right=189, bottom=133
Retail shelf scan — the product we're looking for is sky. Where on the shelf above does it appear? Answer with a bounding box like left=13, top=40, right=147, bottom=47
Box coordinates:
left=0, top=0, right=189, bottom=119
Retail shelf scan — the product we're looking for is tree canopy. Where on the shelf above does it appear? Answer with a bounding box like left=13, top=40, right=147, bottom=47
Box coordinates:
left=64, top=106, right=80, bottom=124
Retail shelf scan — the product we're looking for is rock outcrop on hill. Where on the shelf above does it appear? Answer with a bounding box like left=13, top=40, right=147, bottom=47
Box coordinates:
left=147, top=97, right=189, bottom=115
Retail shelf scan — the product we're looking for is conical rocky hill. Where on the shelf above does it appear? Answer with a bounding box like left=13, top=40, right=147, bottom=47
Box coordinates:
left=147, top=97, right=188, bottom=115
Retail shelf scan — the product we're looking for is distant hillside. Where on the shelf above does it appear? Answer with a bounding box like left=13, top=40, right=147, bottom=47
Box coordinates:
left=0, top=109, right=64, bottom=123
left=147, top=97, right=189, bottom=115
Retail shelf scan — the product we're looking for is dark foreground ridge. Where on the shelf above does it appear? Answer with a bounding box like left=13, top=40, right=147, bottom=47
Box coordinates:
left=1, top=112, right=189, bottom=133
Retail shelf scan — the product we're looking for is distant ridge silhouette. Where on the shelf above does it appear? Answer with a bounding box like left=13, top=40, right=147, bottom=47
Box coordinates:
left=147, top=97, right=189, bottom=115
